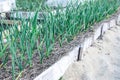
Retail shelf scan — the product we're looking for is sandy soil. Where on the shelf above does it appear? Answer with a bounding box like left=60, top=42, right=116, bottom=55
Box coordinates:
left=62, top=25, right=120, bottom=80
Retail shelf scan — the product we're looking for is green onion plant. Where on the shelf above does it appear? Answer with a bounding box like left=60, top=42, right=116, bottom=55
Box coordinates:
left=0, top=0, right=120, bottom=79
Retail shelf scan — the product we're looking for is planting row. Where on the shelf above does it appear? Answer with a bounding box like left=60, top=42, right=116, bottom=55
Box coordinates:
left=35, top=12, right=120, bottom=80
left=0, top=0, right=120, bottom=79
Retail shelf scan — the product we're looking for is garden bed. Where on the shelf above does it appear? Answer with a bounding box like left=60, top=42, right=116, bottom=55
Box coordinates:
left=33, top=9, right=120, bottom=80
left=0, top=0, right=120, bottom=80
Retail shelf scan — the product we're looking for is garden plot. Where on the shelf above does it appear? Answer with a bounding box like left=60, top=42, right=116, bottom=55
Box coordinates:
left=9, top=0, right=96, bottom=19
left=0, top=0, right=120, bottom=80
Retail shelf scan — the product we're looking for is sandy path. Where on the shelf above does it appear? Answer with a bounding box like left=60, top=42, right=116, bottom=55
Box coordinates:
left=62, top=25, right=120, bottom=80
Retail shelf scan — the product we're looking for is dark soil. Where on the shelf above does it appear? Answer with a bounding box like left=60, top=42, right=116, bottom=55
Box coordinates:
left=0, top=8, right=120, bottom=80
left=0, top=32, right=84, bottom=80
